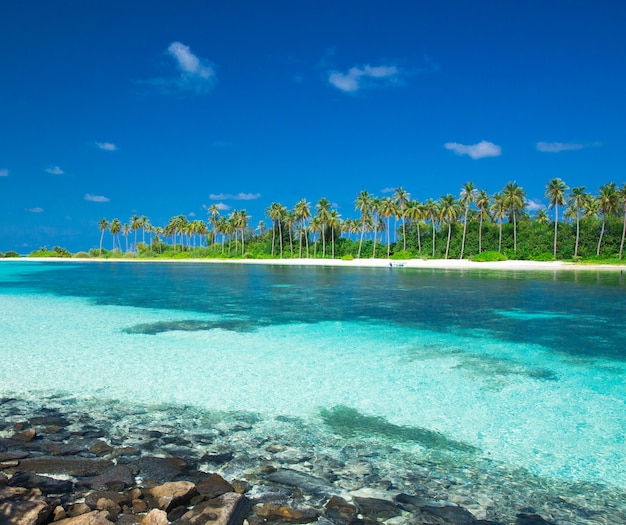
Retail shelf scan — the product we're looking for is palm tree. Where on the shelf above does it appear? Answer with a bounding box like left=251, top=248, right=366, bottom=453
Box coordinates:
left=315, top=198, right=331, bottom=258
left=439, top=194, right=460, bottom=259
left=393, top=187, right=410, bottom=251
left=617, top=183, right=626, bottom=259
left=109, top=218, right=122, bottom=251
left=545, top=178, right=569, bottom=257
left=285, top=209, right=296, bottom=257
left=294, top=199, right=311, bottom=258
left=378, top=197, right=395, bottom=258
left=130, top=215, right=141, bottom=251
left=256, top=220, right=266, bottom=237
left=355, top=191, right=372, bottom=258
left=369, top=197, right=381, bottom=258
left=267, top=202, right=286, bottom=258
left=502, top=182, right=526, bottom=253
left=596, top=182, right=619, bottom=256
left=535, top=209, right=550, bottom=224
left=567, top=186, right=588, bottom=257
left=98, top=218, right=109, bottom=255
left=474, top=190, right=490, bottom=253
left=207, top=204, right=221, bottom=249
left=491, top=192, right=506, bottom=253
left=237, top=209, right=249, bottom=255
left=122, top=223, right=131, bottom=252
left=459, top=182, right=478, bottom=259
left=405, top=199, right=423, bottom=254
left=327, top=209, right=341, bottom=259
left=425, top=198, right=438, bottom=257
left=140, top=215, right=149, bottom=245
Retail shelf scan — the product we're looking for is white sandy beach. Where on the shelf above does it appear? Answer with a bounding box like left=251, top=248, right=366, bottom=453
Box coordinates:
left=3, top=256, right=625, bottom=271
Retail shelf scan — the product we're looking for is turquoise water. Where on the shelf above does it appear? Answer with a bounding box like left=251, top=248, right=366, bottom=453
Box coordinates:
left=1, top=261, right=625, bottom=509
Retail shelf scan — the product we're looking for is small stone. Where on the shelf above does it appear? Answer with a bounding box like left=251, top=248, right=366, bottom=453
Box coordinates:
left=68, top=502, right=93, bottom=517
left=128, top=488, right=143, bottom=500
left=324, top=495, right=358, bottom=523
left=12, top=428, right=37, bottom=441
left=54, top=510, right=117, bottom=524
left=53, top=505, right=68, bottom=521
left=255, top=503, right=319, bottom=523
left=90, top=441, right=114, bottom=456
left=132, top=499, right=148, bottom=514
left=150, top=481, right=197, bottom=512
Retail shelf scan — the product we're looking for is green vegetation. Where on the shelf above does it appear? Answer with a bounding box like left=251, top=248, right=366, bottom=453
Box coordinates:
left=10, top=178, right=626, bottom=265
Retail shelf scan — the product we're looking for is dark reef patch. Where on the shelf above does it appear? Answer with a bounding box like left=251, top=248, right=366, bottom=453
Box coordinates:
left=123, top=318, right=263, bottom=335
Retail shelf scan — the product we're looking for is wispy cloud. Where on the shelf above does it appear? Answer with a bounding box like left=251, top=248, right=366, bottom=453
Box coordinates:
left=381, top=187, right=396, bottom=194
left=25, top=207, right=44, bottom=213
left=96, top=142, right=117, bottom=151
left=536, top=141, right=585, bottom=153
left=84, top=194, right=110, bottom=203
left=0, top=168, right=8, bottom=177
left=146, top=42, right=217, bottom=95
left=328, top=64, right=400, bottom=93
left=215, top=203, right=231, bottom=211
left=444, top=141, right=502, bottom=160
left=45, top=165, right=64, bottom=175
left=209, top=192, right=261, bottom=201
left=526, top=199, right=545, bottom=211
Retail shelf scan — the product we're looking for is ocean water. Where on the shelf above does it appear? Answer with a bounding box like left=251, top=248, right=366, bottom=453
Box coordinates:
left=1, top=261, right=625, bottom=518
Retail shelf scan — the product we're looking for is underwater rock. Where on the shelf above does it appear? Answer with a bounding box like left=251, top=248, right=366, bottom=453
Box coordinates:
left=54, top=510, right=116, bottom=524
left=196, top=473, right=235, bottom=500
left=352, top=496, right=403, bottom=520
left=15, top=457, right=113, bottom=477
left=323, top=495, right=359, bottom=524
left=11, top=428, right=37, bottom=442
left=141, top=509, right=168, bottom=525
left=254, top=503, right=320, bottom=523
left=8, top=471, right=74, bottom=495
left=134, top=456, right=189, bottom=483
left=516, top=513, right=554, bottom=525
left=265, top=468, right=333, bottom=495
left=420, top=503, right=479, bottom=524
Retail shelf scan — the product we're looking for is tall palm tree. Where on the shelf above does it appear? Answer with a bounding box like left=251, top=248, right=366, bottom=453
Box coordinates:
left=491, top=192, right=506, bottom=253
left=256, top=220, right=266, bottom=237
left=267, top=202, right=286, bottom=258
left=617, top=183, right=626, bottom=259
left=98, top=218, right=109, bottom=255
left=596, top=182, right=619, bottom=256
left=327, top=209, right=341, bottom=259
left=439, top=194, right=460, bottom=259
left=285, top=209, right=296, bottom=257
left=393, top=187, right=410, bottom=251
left=315, top=198, right=331, bottom=258
left=355, top=191, right=372, bottom=259
left=122, top=223, right=131, bottom=252
left=425, top=198, right=438, bottom=257
left=502, top=181, right=526, bottom=253
left=378, top=196, right=395, bottom=258
left=545, top=178, right=569, bottom=257
left=567, top=186, right=588, bottom=258
left=369, top=197, right=381, bottom=258
left=474, top=190, right=491, bottom=253
left=237, top=209, right=249, bottom=255
left=140, top=215, right=149, bottom=245
left=459, top=182, right=477, bottom=259
left=109, top=218, right=122, bottom=251
left=207, top=204, right=221, bottom=249
left=294, top=199, right=311, bottom=258
left=535, top=209, right=550, bottom=224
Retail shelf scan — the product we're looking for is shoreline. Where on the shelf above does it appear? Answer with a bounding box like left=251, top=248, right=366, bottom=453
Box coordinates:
left=2, top=256, right=625, bottom=271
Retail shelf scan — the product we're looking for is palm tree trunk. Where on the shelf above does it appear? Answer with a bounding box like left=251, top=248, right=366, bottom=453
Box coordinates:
left=357, top=220, right=366, bottom=259
left=460, top=208, right=468, bottom=259
left=553, top=203, right=559, bottom=257
left=478, top=215, right=483, bottom=253
left=417, top=224, right=422, bottom=254
left=402, top=216, right=407, bottom=251
left=575, top=217, right=580, bottom=257
left=331, top=228, right=335, bottom=259
left=387, top=217, right=391, bottom=257
left=278, top=222, right=283, bottom=258
left=597, top=221, right=606, bottom=256
left=446, top=223, right=452, bottom=259
left=498, top=219, right=503, bottom=252
left=513, top=211, right=517, bottom=252
left=620, top=211, right=626, bottom=259
left=431, top=222, right=436, bottom=257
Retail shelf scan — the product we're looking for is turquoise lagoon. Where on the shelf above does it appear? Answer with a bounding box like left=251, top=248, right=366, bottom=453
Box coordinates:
left=1, top=261, right=625, bottom=518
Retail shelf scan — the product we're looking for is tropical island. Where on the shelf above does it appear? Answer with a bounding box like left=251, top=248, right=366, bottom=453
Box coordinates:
left=3, top=179, right=626, bottom=266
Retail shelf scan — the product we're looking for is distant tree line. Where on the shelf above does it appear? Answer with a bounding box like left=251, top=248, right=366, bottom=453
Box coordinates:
left=84, top=178, right=626, bottom=262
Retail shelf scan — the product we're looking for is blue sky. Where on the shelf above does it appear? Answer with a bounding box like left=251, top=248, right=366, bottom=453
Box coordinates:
left=1, top=1, right=625, bottom=252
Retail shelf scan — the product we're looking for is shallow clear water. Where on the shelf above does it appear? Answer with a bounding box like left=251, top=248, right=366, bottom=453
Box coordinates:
left=1, top=261, right=625, bottom=515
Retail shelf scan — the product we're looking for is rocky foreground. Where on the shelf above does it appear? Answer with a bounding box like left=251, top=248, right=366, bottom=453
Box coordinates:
left=0, top=397, right=620, bottom=525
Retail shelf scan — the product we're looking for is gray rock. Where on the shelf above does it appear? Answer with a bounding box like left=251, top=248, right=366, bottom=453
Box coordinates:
left=353, top=496, right=402, bottom=520
left=80, top=465, right=136, bottom=491
left=16, top=457, right=113, bottom=477
left=516, top=514, right=554, bottom=525
left=8, top=471, right=74, bottom=494
left=420, top=504, right=478, bottom=524
left=196, top=473, right=234, bottom=500
left=265, top=469, right=333, bottom=495
left=178, top=493, right=248, bottom=525
left=134, top=456, right=188, bottom=483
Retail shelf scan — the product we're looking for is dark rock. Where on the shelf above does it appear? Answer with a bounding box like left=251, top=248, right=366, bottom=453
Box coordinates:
left=16, top=456, right=113, bottom=477
left=114, top=446, right=140, bottom=457
left=11, top=428, right=37, bottom=442
left=95, top=497, right=122, bottom=520
left=0, top=450, right=29, bottom=461
left=265, top=469, right=332, bottom=495
left=43, top=442, right=89, bottom=456
left=149, top=481, right=197, bottom=512
left=90, top=440, right=114, bottom=456
left=246, top=484, right=293, bottom=504
left=196, top=473, right=234, bottom=500
left=167, top=505, right=189, bottom=522
left=353, top=496, right=402, bottom=520
left=68, top=502, right=92, bottom=517
left=29, top=416, right=70, bottom=427
left=420, top=503, right=478, bottom=524
left=79, top=465, right=136, bottom=491
left=85, top=491, right=131, bottom=509
left=201, top=451, right=234, bottom=464
left=324, top=495, right=358, bottom=524
left=8, top=471, right=74, bottom=494
left=134, top=456, right=188, bottom=484
left=516, top=514, right=555, bottom=525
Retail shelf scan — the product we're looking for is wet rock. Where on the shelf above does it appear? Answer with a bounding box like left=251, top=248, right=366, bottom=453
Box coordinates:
left=134, top=456, right=188, bottom=483
left=54, top=510, right=116, bottom=524
left=149, top=480, right=197, bottom=512
left=516, top=514, right=554, bottom=525
left=85, top=491, right=131, bottom=509
left=29, top=415, right=70, bottom=428
left=68, top=502, right=93, bottom=517
left=254, top=503, right=320, bottom=522
left=90, top=441, right=114, bottom=456
left=80, top=465, right=136, bottom=491
left=53, top=505, right=68, bottom=521
left=196, top=473, right=234, bottom=500
left=265, top=469, right=333, bottom=495
left=420, top=503, right=478, bottom=524
left=11, top=428, right=37, bottom=442
left=324, top=495, right=358, bottom=524
left=246, top=484, right=293, bottom=504
left=43, top=442, right=89, bottom=456
left=200, top=451, right=234, bottom=465
left=132, top=499, right=148, bottom=514
left=141, top=509, right=168, bottom=525
left=353, top=497, right=402, bottom=520
left=178, top=492, right=248, bottom=525
left=272, top=448, right=313, bottom=464
left=8, top=471, right=74, bottom=494
left=0, top=486, right=57, bottom=525
left=1, top=450, right=29, bottom=462
left=16, top=457, right=113, bottom=477
left=114, top=446, right=141, bottom=458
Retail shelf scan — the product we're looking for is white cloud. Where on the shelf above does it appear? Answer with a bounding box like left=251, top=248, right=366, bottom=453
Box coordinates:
left=536, top=141, right=584, bottom=153
left=209, top=192, right=261, bottom=201
left=188, top=212, right=196, bottom=217
left=380, top=187, right=395, bottom=194
left=526, top=199, right=545, bottom=211
left=444, top=141, right=502, bottom=159
left=96, top=142, right=117, bottom=151
left=328, top=64, right=400, bottom=92
left=84, top=194, right=110, bottom=203
left=161, top=41, right=217, bottom=94
left=25, top=207, right=44, bottom=213
left=45, top=165, right=64, bottom=175
left=0, top=168, right=8, bottom=177
left=215, top=203, right=231, bottom=211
